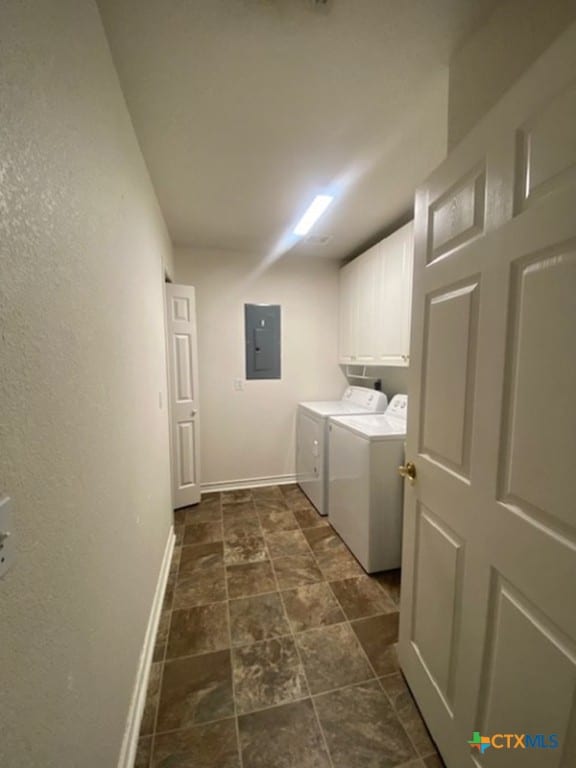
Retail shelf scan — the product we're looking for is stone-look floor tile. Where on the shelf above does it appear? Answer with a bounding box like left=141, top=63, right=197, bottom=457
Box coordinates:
left=381, top=674, right=437, bottom=757
left=314, top=680, right=416, bottom=768
left=273, top=555, right=324, bottom=589
left=222, top=489, right=253, bottom=505
left=281, top=582, right=345, bottom=632
left=281, top=486, right=316, bottom=512
left=222, top=501, right=258, bottom=520
left=265, top=529, right=311, bottom=558
left=252, top=485, right=285, bottom=502
left=351, top=612, right=400, bottom=675
left=184, top=505, right=222, bottom=524
left=152, top=718, right=240, bottom=768
left=223, top=514, right=261, bottom=538
left=254, top=496, right=289, bottom=512
left=330, top=576, right=398, bottom=620
left=226, top=561, right=277, bottom=599
left=174, top=524, right=185, bottom=547
left=183, top=521, right=223, bottom=546
left=162, top=569, right=177, bottom=613
left=196, top=492, right=222, bottom=508
left=179, top=542, right=224, bottom=575
left=140, top=662, right=162, bottom=735
left=229, top=593, right=291, bottom=646
left=303, top=526, right=349, bottom=556
left=135, top=736, right=152, bottom=768
left=170, top=545, right=182, bottom=574
left=258, top=507, right=299, bottom=533
left=373, top=643, right=400, bottom=677
left=153, top=611, right=170, bottom=662
left=238, top=699, right=331, bottom=768
left=232, top=636, right=308, bottom=714
left=156, top=650, right=234, bottom=732
left=424, top=754, right=446, bottom=768
left=315, top=549, right=364, bottom=580
left=167, top=603, right=229, bottom=659
left=292, top=506, right=328, bottom=529
left=173, top=568, right=227, bottom=609
left=295, top=623, right=374, bottom=694
left=224, top=534, right=268, bottom=565
left=374, top=569, right=402, bottom=605
left=174, top=507, right=187, bottom=526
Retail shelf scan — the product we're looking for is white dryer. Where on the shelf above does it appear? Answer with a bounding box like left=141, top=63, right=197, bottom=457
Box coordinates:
left=296, top=386, right=388, bottom=516
left=328, top=394, right=408, bottom=572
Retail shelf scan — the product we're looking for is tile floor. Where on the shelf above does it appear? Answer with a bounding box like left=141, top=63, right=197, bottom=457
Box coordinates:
left=136, top=484, right=446, bottom=768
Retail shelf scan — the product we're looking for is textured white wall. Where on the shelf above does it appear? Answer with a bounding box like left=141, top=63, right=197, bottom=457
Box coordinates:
left=174, top=249, right=347, bottom=486
left=0, top=1, right=173, bottom=766
left=448, top=0, right=576, bottom=147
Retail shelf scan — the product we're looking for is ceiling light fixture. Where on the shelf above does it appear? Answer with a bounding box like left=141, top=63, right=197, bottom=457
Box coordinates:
left=293, top=194, right=334, bottom=236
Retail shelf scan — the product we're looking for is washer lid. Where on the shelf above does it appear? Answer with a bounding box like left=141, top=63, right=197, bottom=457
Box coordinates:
left=330, top=412, right=407, bottom=440
left=299, top=400, right=379, bottom=417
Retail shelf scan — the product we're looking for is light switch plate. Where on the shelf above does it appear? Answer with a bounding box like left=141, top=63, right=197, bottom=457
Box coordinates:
left=0, top=495, right=15, bottom=579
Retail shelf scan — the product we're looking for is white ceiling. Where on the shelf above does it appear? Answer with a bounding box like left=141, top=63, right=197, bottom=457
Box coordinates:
left=97, top=0, right=499, bottom=260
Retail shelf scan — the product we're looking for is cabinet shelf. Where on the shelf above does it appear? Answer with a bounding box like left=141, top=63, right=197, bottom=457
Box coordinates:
left=344, top=365, right=379, bottom=380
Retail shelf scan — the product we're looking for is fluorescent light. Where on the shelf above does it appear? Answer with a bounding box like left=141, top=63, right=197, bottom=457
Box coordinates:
left=293, top=194, right=334, bottom=236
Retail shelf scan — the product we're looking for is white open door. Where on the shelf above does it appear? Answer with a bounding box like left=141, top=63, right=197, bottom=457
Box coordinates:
left=165, top=283, right=201, bottom=508
left=400, top=23, right=576, bottom=767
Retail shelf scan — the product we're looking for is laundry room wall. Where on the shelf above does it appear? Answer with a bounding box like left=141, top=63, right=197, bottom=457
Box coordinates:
left=0, top=1, right=173, bottom=766
left=363, top=367, right=409, bottom=401
left=448, top=0, right=576, bottom=147
left=174, top=249, right=347, bottom=488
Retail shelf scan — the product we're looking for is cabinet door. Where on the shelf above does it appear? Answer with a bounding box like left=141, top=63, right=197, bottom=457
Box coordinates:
left=375, top=222, right=414, bottom=366
left=338, top=261, right=357, bottom=361
left=355, top=246, right=379, bottom=363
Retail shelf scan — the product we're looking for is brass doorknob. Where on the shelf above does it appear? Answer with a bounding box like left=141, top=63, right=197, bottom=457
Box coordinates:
left=398, top=461, right=417, bottom=483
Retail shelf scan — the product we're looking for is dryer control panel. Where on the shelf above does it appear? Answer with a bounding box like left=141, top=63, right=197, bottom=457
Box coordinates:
left=386, top=394, right=408, bottom=421
left=345, top=386, right=388, bottom=412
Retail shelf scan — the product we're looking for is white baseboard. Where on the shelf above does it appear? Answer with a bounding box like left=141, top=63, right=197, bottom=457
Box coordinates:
left=117, top=526, right=175, bottom=768
left=201, top=473, right=297, bottom=493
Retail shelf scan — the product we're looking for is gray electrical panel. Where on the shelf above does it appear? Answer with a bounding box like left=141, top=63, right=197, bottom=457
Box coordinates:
left=245, top=304, right=281, bottom=380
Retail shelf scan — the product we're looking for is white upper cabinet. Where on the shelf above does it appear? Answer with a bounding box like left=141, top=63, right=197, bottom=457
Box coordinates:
left=338, top=221, right=414, bottom=366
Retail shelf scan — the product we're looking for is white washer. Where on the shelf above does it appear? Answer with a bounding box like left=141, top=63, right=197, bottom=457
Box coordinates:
left=296, top=386, right=388, bottom=516
left=328, top=394, right=408, bottom=572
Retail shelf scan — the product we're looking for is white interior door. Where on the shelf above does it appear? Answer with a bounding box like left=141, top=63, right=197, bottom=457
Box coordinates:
left=165, top=283, right=201, bottom=508
left=400, top=23, right=576, bottom=767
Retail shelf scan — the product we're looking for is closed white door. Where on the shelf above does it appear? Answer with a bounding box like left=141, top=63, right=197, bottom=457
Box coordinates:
left=400, top=24, right=576, bottom=767
left=165, top=283, right=201, bottom=508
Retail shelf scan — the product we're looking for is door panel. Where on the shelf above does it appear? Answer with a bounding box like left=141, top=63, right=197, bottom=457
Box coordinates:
left=477, top=576, right=576, bottom=767
left=400, top=23, right=576, bottom=767
left=516, top=84, right=576, bottom=211
left=174, top=334, right=194, bottom=401
left=166, top=284, right=201, bottom=508
left=499, top=245, right=576, bottom=527
left=427, top=166, right=486, bottom=265
left=412, top=505, right=464, bottom=712
left=420, top=280, right=479, bottom=476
